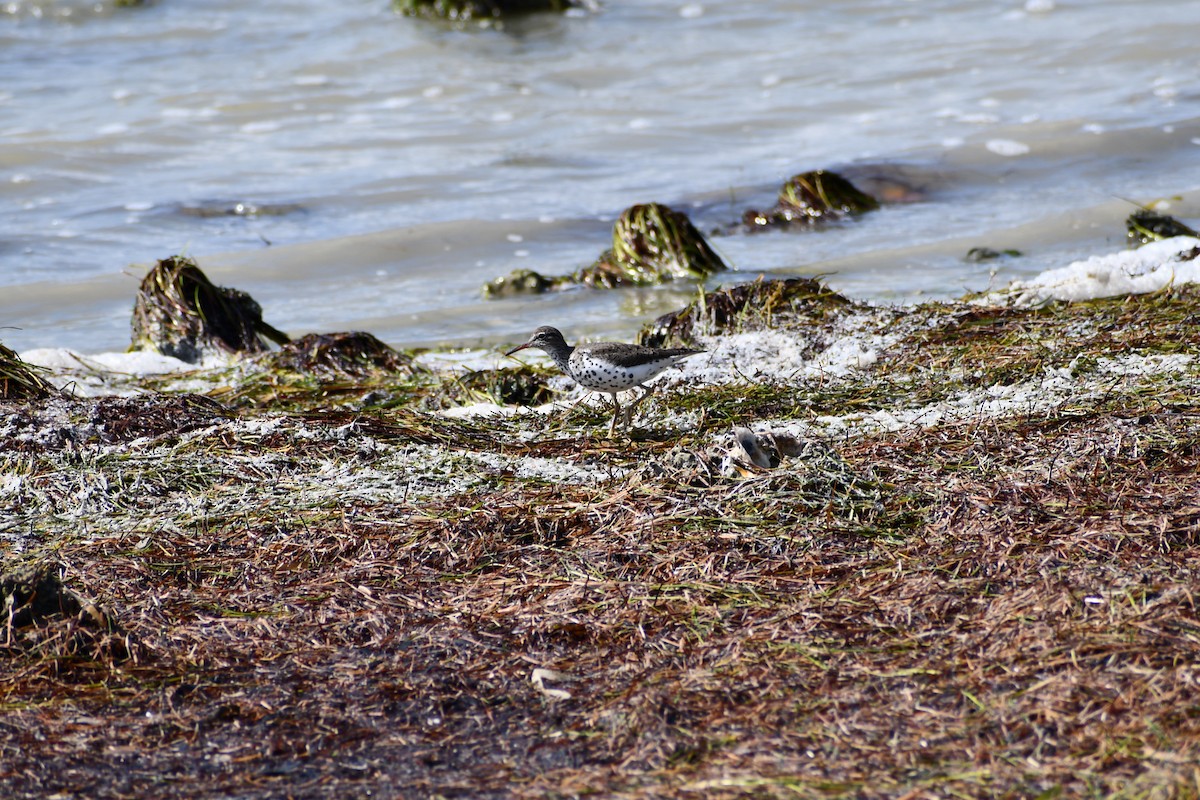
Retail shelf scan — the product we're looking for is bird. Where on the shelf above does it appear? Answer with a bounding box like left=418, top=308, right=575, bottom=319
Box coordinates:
left=504, top=326, right=703, bottom=435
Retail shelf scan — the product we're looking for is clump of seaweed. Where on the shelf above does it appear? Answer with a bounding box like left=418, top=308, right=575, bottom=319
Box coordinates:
left=176, top=200, right=305, bottom=219
left=0, top=342, right=56, bottom=400
left=262, top=332, right=415, bottom=379
left=130, top=255, right=291, bottom=363
left=394, top=0, right=578, bottom=22
left=207, top=332, right=424, bottom=412
left=743, top=169, right=879, bottom=229
left=641, top=277, right=850, bottom=347
left=1126, top=208, right=1198, bottom=246
left=484, top=203, right=727, bottom=297
left=964, top=246, right=1022, bottom=262
left=1, top=561, right=132, bottom=671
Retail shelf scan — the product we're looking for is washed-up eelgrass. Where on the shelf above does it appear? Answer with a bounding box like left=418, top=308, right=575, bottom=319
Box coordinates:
left=744, top=169, right=879, bottom=228
left=5, top=279, right=1200, bottom=797
left=130, top=255, right=290, bottom=363
left=205, top=332, right=424, bottom=411
left=0, top=342, right=55, bottom=400
left=640, top=277, right=849, bottom=348
left=428, top=365, right=555, bottom=410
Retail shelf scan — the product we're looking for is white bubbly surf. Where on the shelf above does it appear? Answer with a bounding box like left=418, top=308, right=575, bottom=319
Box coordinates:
left=992, top=235, right=1200, bottom=306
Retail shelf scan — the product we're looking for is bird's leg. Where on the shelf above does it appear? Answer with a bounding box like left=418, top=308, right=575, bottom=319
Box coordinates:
left=608, top=393, right=621, bottom=437
left=623, top=384, right=658, bottom=429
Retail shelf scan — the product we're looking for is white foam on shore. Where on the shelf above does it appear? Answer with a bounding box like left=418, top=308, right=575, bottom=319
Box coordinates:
left=992, top=236, right=1200, bottom=306
left=19, top=348, right=230, bottom=397
left=21, top=348, right=199, bottom=375
left=1098, top=352, right=1195, bottom=376
left=761, top=351, right=1196, bottom=443
left=681, top=312, right=894, bottom=386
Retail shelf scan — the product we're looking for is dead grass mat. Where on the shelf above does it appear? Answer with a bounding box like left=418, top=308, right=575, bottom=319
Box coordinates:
left=3, top=400, right=1200, bottom=799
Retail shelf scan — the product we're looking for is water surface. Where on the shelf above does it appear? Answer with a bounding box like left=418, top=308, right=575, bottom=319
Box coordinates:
left=3, top=0, right=1199, bottom=352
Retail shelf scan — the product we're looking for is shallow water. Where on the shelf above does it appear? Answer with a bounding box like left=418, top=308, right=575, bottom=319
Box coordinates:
left=3, top=0, right=1200, bottom=354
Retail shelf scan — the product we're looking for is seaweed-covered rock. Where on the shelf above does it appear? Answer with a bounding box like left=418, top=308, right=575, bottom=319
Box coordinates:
left=483, top=268, right=570, bottom=298
left=263, top=332, right=417, bottom=379
left=744, top=170, right=878, bottom=229
left=131, top=255, right=290, bottom=363
left=394, top=0, right=578, bottom=22
left=483, top=203, right=727, bottom=296
left=598, top=202, right=728, bottom=284
left=1126, top=209, right=1198, bottom=246
left=0, top=343, right=56, bottom=401
left=640, top=277, right=849, bottom=348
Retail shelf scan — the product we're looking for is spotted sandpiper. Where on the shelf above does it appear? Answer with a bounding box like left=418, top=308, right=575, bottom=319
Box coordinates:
left=505, top=326, right=703, bottom=435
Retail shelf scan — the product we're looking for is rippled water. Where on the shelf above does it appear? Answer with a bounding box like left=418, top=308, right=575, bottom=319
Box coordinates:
left=3, top=0, right=1199, bottom=354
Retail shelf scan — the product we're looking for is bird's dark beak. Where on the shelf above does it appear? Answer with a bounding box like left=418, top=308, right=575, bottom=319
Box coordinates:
left=504, top=341, right=530, bottom=357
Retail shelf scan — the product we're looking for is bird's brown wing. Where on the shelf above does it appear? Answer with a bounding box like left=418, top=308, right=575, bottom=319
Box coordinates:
left=582, top=342, right=703, bottom=368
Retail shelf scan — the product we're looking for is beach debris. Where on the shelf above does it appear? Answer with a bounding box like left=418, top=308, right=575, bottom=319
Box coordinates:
left=6, top=280, right=1200, bottom=797
left=130, top=255, right=290, bottom=363
left=483, top=202, right=727, bottom=297
left=1, top=562, right=131, bottom=667
left=640, top=277, right=848, bottom=348
left=394, top=0, right=581, bottom=23
left=742, top=170, right=878, bottom=230
left=0, top=343, right=57, bottom=400
left=1126, top=208, right=1198, bottom=246
left=530, top=668, right=575, bottom=700
left=721, top=426, right=780, bottom=476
